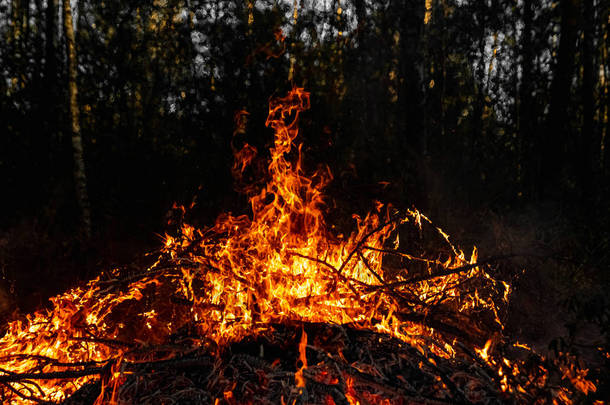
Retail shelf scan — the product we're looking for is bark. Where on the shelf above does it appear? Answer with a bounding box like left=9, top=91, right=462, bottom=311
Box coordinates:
left=398, top=1, right=425, bottom=155
left=45, top=0, right=58, bottom=131
left=472, top=5, right=488, bottom=170
left=519, top=0, right=535, bottom=196
left=580, top=0, right=595, bottom=200
left=45, top=0, right=57, bottom=79
left=34, top=0, right=44, bottom=75
left=397, top=2, right=427, bottom=208
left=10, top=0, right=23, bottom=86
left=545, top=0, right=581, bottom=194
left=62, top=0, right=91, bottom=239
left=606, top=2, right=610, bottom=177
left=23, top=0, right=30, bottom=52
left=473, top=33, right=486, bottom=159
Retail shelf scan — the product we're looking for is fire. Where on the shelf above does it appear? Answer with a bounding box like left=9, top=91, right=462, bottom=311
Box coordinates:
left=0, top=87, right=598, bottom=403
left=294, top=328, right=307, bottom=388
left=475, top=339, right=493, bottom=363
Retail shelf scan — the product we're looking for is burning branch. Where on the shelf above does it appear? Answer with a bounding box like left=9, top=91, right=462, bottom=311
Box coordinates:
left=0, top=87, right=598, bottom=404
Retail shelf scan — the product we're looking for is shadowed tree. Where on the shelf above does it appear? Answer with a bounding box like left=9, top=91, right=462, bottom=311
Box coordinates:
left=519, top=0, right=535, bottom=198
left=62, top=0, right=91, bottom=239
left=580, top=0, right=595, bottom=201
left=545, top=0, right=580, bottom=195
left=45, top=0, right=58, bottom=134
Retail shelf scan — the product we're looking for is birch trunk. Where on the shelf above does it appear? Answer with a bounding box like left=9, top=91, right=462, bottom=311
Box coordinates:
left=62, top=0, right=91, bottom=238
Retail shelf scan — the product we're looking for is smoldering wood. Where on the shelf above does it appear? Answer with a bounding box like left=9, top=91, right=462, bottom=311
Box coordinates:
left=0, top=217, right=592, bottom=403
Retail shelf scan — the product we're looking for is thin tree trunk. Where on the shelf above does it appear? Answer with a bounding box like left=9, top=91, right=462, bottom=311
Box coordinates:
left=398, top=1, right=426, bottom=206
left=45, top=0, right=58, bottom=134
left=398, top=1, right=425, bottom=155
left=34, top=0, right=43, bottom=79
left=45, top=0, right=57, bottom=79
left=545, top=0, right=580, bottom=195
left=472, top=9, right=487, bottom=169
left=580, top=0, right=595, bottom=201
left=353, top=0, right=369, bottom=136
left=22, top=0, right=30, bottom=54
left=597, top=1, right=610, bottom=178
left=62, top=0, right=91, bottom=239
left=10, top=0, right=23, bottom=88
left=604, top=1, right=610, bottom=178
left=519, top=0, right=535, bottom=197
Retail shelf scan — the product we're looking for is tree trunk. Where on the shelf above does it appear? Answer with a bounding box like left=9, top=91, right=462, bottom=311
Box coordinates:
left=519, top=0, right=535, bottom=197
left=34, top=0, right=44, bottom=79
left=398, top=1, right=425, bottom=155
left=603, top=0, right=610, bottom=181
left=545, top=0, right=580, bottom=195
left=580, top=0, right=595, bottom=201
left=45, top=0, right=58, bottom=133
left=9, top=0, right=23, bottom=88
left=353, top=0, right=369, bottom=135
left=45, top=0, right=57, bottom=80
left=397, top=1, right=426, bottom=206
left=62, top=0, right=91, bottom=239
left=22, top=0, right=30, bottom=57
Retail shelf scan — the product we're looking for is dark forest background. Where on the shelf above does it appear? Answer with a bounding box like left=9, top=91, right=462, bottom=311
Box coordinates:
left=1, top=0, right=609, bottom=393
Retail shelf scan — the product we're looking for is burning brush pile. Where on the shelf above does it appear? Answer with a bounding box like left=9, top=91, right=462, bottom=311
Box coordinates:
left=0, top=88, right=600, bottom=404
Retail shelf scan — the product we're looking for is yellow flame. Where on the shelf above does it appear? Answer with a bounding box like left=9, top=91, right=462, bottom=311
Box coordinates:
left=295, top=329, right=308, bottom=388
left=0, top=87, right=594, bottom=404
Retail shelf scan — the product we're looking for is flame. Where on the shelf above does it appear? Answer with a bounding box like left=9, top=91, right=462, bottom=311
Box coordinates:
left=558, top=353, right=597, bottom=395
left=476, top=339, right=493, bottom=363
left=294, top=328, right=307, bottom=388
left=0, top=87, right=597, bottom=403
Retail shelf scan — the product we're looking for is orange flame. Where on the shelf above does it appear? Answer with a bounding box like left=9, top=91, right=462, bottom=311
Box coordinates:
left=476, top=339, right=493, bottom=363
left=0, top=87, right=596, bottom=404
left=294, top=328, right=307, bottom=388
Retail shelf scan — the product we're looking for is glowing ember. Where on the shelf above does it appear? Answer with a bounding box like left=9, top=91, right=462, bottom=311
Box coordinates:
left=0, top=88, right=597, bottom=404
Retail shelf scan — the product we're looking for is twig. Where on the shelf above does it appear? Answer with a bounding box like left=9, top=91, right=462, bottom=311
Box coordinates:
left=0, top=354, right=105, bottom=368
left=287, top=251, right=368, bottom=298
left=69, top=336, right=135, bottom=348
left=362, top=245, right=441, bottom=265
left=0, top=367, right=104, bottom=383
left=337, top=215, right=400, bottom=276
left=369, top=255, right=515, bottom=291
left=1, top=380, right=47, bottom=404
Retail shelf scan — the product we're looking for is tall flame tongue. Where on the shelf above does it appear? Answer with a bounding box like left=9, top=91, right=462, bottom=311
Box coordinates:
left=201, top=87, right=398, bottom=342
left=0, top=88, right=594, bottom=404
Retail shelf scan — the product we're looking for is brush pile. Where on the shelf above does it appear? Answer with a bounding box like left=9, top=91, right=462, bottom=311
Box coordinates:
left=0, top=88, right=599, bottom=404
left=57, top=318, right=593, bottom=405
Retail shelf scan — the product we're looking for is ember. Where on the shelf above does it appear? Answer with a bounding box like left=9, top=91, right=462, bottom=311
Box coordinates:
left=0, top=88, right=599, bottom=404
